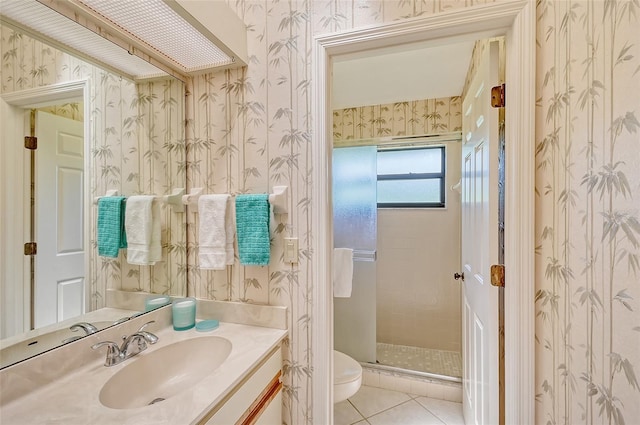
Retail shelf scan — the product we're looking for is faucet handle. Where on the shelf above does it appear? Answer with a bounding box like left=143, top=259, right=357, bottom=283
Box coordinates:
left=70, top=322, right=99, bottom=334
left=137, top=320, right=155, bottom=332
left=111, top=316, right=130, bottom=326
left=91, top=341, right=122, bottom=367
left=135, top=321, right=159, bottom=345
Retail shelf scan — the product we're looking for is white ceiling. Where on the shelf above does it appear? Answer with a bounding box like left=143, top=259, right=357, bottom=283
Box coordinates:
left=332, top=39, right=475, bottom=109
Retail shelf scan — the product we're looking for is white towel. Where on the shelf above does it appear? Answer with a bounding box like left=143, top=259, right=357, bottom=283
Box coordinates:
left=198, top=194, right=235, bottom=270
left=149, top=200, right=162, bottom=264
left=125, top=196, right=162, bottom=265
left=333, top=248, right=354, bottom=298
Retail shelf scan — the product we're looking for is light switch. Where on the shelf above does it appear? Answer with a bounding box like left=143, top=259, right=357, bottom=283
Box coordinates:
left=284, top=237, right=298, bottom=264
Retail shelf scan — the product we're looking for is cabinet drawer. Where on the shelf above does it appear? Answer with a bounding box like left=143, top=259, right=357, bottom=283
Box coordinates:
left=202, top=347, right=282, bottom=425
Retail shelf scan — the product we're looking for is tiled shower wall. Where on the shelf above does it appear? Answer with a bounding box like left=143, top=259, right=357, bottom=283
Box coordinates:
left=376, top=170, right=462, bottom=353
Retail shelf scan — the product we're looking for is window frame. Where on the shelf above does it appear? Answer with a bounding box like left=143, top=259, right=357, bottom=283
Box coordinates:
left=376, top=145, right=446, bottom=208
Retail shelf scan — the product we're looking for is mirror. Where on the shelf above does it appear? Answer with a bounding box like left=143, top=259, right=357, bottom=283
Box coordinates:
left=0, top=20, right=186, bottom=368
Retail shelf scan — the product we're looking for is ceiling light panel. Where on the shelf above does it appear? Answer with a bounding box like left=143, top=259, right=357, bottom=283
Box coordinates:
left=77, top=0, right=233, bottom=71
left=1, top=1, right=167, bottom=79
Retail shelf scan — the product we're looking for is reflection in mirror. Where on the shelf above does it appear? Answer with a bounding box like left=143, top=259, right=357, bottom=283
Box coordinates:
left=0, top=24, right=186, bottom=368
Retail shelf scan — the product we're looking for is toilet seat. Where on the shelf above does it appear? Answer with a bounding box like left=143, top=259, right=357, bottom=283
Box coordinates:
left=333, top=350, right=362, bottom=403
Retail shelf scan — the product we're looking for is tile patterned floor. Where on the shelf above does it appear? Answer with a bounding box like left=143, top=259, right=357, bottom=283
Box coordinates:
left=376, top=343, right=462, bottom=378
left=335, top=386, right=465, bottom=425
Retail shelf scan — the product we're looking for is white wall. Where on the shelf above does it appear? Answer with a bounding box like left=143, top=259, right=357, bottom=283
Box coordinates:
left=376, top=141, right=461, bottom=352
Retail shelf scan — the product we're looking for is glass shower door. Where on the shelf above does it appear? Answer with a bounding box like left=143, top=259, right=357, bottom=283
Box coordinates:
left=333, top=146, right=377, bottom=363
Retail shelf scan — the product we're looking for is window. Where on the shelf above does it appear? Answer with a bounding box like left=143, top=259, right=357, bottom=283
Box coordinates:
left=376, top=146, right=446, bottom=208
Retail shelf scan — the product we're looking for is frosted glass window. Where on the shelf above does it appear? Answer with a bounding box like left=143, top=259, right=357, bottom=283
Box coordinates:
left=377, top=146, right=445, bottom=208
left=377, top=179, right=441, bottom=204
left=377, top=148, right=442, bottom=174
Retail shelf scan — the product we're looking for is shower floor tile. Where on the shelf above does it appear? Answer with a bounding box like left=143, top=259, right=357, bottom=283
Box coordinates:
left=376, top=343, right=462, bottom=378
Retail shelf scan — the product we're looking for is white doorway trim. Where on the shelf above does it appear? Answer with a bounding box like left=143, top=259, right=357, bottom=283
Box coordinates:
left=1, top=80, right=91, bottom=334
left=310, top=1, right=535, bottom=423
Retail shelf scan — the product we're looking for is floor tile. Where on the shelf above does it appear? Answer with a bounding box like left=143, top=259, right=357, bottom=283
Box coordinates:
left=415, top=397, right=465, bottom=425
left=366, top=399, right=445, bottom=425
left=334, top=400, right=365, bottom=425
left=348, top=386, right=412, bottom=418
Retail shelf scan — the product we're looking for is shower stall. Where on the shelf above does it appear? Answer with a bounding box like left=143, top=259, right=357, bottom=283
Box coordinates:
left=333, top=141, right=462, bottom=380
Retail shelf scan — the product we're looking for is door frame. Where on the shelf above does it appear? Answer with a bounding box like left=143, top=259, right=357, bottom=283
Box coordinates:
left=311, top=1, right=535, bottom=423
left=1, top=79, right=91, bottom=333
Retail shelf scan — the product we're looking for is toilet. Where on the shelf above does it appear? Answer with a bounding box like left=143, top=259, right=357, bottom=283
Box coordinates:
left=333, top=350, right=362, bottom=403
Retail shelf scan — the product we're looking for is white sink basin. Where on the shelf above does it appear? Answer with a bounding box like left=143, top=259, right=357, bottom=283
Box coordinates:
left=99, top=336, right=232, bottom=409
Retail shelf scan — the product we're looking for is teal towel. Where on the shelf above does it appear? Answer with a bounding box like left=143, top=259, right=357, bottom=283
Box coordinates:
left=235, top=194, right=270, bottom=266
left=97, top=197, right=128, bottom=258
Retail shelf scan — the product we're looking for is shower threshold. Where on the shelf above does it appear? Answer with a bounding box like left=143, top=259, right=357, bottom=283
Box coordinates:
left=362, top=361, right=462, bottom=383
left=373, top=342, right=462, bottom=382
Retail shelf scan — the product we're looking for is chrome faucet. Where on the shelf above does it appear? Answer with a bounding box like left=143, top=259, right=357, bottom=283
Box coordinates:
left=61, top=322, right=101, bottom=343
left=111, top=316, right=131, bottom=326
left=92, top=321, right=158, bottom=367
left=71, top=322, right=99, bottom=334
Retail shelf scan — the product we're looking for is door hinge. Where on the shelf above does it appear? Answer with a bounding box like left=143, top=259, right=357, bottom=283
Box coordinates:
left=490, top=264, right=505, bottom=287
left=491, top=84, right=505, bottom=108
left=24, top=136, right=37, bottom=150
left=24, top=242, right=37, bottom=256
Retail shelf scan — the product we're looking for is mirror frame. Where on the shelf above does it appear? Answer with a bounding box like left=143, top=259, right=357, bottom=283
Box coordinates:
left=1, top=80, right=91, bottom=335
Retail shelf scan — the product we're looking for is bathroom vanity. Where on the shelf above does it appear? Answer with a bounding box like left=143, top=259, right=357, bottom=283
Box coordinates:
left=0, top=304, right=288, bottom=424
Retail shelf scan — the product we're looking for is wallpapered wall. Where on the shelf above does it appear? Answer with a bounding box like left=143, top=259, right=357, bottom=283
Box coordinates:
left=194, top=0, right=639, bottom=423
left=333, top=96, right=462, bottom=140
left=535, top=0, right=640, bottom=423
left=38, top=102, right=84, bottom=121
left=0, top=27, right=186, bottom=307
left=3, top=0, right=639, bottom=422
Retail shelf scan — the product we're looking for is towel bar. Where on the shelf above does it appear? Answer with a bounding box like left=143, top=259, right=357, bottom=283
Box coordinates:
left=94, top=189, right=184, bottom=212
left=181, top=186, right=289, bottom=214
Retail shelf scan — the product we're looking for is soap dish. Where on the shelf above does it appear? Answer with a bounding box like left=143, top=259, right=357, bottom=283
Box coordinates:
left=195, top=320, right=219, bottom=332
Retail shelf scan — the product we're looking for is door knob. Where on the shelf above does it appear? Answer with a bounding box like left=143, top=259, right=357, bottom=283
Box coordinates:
left=454, top=272, right=464, bottom=281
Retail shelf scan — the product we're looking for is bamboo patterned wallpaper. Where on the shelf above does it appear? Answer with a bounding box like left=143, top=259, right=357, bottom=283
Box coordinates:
left=0, top=27, right=186, bottom=307
left=333, top=96, right=462, bottom=141
left=3, top=0, right=640, bottom=423
left=186, top=2, right=484, bottom=424
left=38, top=102, right=83, bottom=121
left=535, top=0, right=640, bottom=423
left=194, top=0, right=640, bottom=423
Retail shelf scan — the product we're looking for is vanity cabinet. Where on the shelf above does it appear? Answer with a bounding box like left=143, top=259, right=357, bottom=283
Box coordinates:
left=200, top=346, right=282, bottom=425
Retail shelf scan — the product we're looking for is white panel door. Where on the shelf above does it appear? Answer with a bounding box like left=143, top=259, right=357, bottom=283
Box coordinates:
left=35, top=111, right=85, bottom=328
left=461, top=41, right=500, bottom=425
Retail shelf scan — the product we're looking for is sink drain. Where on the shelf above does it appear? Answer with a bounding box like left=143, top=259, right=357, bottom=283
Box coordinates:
left=148, top=398, right=165, bottom=405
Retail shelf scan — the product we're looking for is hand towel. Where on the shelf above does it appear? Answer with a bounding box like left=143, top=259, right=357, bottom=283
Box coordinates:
left=149, top=200, right=162, bottom=264
left=225, top=197, right=236, bottom=265
left=333, top=248, right=354, bottom=298
left=235, top=194, right=270, bottom=266
left=198, top=194, right=235, bottom=270
left=97, top=196, right=127, bottom=258
left=125, top=195, right=161, bottom=265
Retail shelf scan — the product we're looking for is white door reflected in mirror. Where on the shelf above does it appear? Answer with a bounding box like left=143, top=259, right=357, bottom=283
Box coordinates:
left=35, top=111, right=86, bottom=328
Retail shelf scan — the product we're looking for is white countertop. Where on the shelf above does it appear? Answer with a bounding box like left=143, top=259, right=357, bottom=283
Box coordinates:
left=0, top=322, right=287, bottom=425
left=0, top=308, right=136, bottom=369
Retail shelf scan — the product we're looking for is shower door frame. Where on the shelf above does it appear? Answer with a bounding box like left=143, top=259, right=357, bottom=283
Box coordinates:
left=311, top=1, right=535, bottom=424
